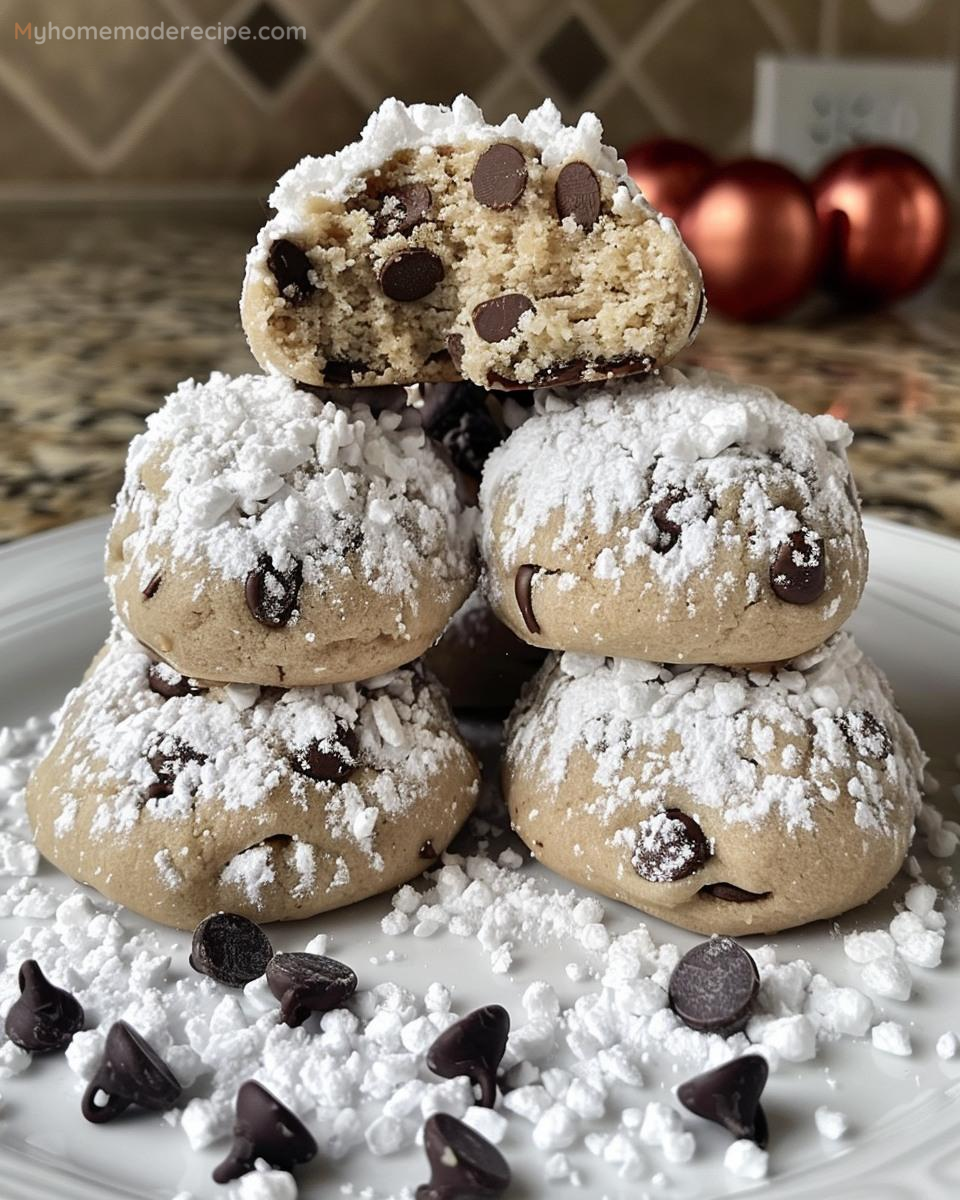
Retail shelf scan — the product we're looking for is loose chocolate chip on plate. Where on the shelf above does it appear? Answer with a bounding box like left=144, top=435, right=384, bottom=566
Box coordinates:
left=514, top=563, right=543, bottom=635
left=838, top=709, right=893, bottom=760
left=190, top=913, right=274, bottom=989
left=374, top=182, right=432, bottom=238
left=427, top=1004, right=510, bottom=1108
left=267, top=239, right=315, bottom=304
left=213, top=1080, right=318, bottom=1184
left=147, top=662, right=201, bottom=700
left=700, top=881, right=771, bottom=903
left=420, top=1111, right=511, bottom=1198
left=245, top=554, right=303, bottom=628
left=633, top=809, right=711, bottom=883
left=472, top=293, right=535, bottom=344
left=677, top=1054, right=769, bottom=1147
left=142, top=571, right=162, bottom=600
left=668, top=936, right=759, bottom=1035
left=4, top=960, right=83, bottom=1053
left=770, top=528, right=826, bottom=604
left=555, top=161, right=601, bottom=230
left=293, top=722, right=360, bottom=784
left=472, top=143, right=528, bottom=210
left=380, top=248, right=444, bottom=302
left=81, top=1021, right=181, bottom=1124
left=266, top=951, right=358, bottom=1028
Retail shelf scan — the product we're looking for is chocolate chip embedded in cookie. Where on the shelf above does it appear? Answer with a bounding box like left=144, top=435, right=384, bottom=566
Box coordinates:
left=240, top=98, right=702, bottom=389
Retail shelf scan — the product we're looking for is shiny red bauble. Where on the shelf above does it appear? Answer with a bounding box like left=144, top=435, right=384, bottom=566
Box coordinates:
left=624, top=138, right=715, bottom=223
left=679, top=159, right=822, bottom=322
left=812, top=146, right=950, bottom=305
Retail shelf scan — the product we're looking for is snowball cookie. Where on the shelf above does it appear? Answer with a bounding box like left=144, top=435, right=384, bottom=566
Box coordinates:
left=27, top=631, right=479, bottom=929
left=425, top=591, right=547, bottom=714
left=106, top=373, right=476, bottom=687
left=480, top=367, right=867, bottom=666
left=241, top=96, right=703, bottom=391
left=504, top=633, right=925, bottom=936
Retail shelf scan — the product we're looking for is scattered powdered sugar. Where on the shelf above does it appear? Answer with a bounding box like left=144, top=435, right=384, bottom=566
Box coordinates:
left=507, top=632, right=925, bottom=835
left=479, top=366, right=861, bottom=600
left=112, top=372, right=475, bottom=601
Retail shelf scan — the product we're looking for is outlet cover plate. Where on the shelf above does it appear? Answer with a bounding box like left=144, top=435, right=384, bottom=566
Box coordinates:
left=753, top=54, right=956, bottom=177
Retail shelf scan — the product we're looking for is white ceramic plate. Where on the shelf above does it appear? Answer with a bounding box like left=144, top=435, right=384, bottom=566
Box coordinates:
left=0, top=515, right=957, bottom=1200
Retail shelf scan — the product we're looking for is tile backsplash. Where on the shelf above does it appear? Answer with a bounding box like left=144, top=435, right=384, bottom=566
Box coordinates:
left=1, top=0, right=958, bottom=187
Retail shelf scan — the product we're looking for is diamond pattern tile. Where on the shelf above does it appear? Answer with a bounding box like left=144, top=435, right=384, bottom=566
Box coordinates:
left=537, top=15, right=609, bottom=102
left=837, top=0, right=957, bottom=56
left=0, top=84, right=82, bottom=179
left=226, top=0, right=311, bottom=90
left=343, top=0, right=502, bottom=106
left=593, top=84, right=661, bottom=155
left=479, top=0, right=556, bottom=39
left=591, top=0, right=668, bottom=40
left=284, top=0, right=350, bottom=34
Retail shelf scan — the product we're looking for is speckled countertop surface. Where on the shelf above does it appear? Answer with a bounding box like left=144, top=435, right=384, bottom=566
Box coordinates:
left=1, top=199, right=959, bottom=543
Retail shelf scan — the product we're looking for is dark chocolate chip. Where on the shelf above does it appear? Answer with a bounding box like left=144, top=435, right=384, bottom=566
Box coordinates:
left=379, top=248, right=444, bottom=302
left=266, top=952, right=358, bottom=1028
left=651, top=488, right=687, bottom=553
left=374, top=182, right=432, bottom=237
left=593, top=353, right=655, bottom=378
left=424, top=383, right=504, bottom=479
left=555, top=161, right=601, bottom=229
left=142, top=572, right=162, bottom=599
left=421, top=1112, right=511, bottom=1197
left=427, top=1005, right=510, bottom=1108
left=677, top=1054, right=769, bottom=1146
left=472, top=143, right=528, bottom=210
left=514, top=564, right=542, bottom=635
left=190, top=913, right=274, bottom=989
left=633, top=809, right=711, bottom=883
left=147, top=662, right=201, bottom=700
left=213, top=1080, right=318, bottom=1184
left=446, top=334, right=465, bottom=372
left=144, top=738, right=205, bottom=801
left=245, top=554, right=303, bottom=628
left=324, top=359, right=368, bottom=385
left=268, top=239, right=315, bottom=304
left=690, top=288, right=706, bottom=336
left=668, top=937, right=759, bottom=1035
left=4, top=960, right=83, bottom=1053
left=770, top=529, right=826, bottom=605
left=81, top=1021, right=181, bottom=1124
left=699, top=881, right=771, bottom=903
left=293, top=723, right=360, bottom=784
left=838, top=709, right=893, bottom=760
left=472, top=294, right=534, bottom=344
left=419, top=839, right=437, bottom=860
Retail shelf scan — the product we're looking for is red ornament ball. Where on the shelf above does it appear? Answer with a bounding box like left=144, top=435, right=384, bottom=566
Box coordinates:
left=679, top=159, right=821, bottom=322
left=812, top=146, right=949, bottom=305
left=624, top=138, right=715, bottom=223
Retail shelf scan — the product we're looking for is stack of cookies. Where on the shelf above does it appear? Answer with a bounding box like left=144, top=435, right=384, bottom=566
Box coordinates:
left=28, top=95, right=924, bottom=939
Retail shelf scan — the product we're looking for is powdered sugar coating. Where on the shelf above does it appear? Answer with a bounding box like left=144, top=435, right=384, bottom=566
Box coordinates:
left=111, top=372, right=474, bottom=600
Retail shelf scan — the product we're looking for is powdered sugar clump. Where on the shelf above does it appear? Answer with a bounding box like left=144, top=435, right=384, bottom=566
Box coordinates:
left=111, top=373, right=475, bottom=602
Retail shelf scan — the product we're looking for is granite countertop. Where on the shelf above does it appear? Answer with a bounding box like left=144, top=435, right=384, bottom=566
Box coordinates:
left=1, top=200, right=959, bottom=543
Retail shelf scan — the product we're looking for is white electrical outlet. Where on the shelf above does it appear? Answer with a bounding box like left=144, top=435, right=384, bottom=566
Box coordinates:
left=753, top=55, right=956, bottom=176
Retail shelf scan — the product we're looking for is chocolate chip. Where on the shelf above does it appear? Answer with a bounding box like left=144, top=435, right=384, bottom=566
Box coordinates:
left=190, top=913, right=274, bottom=989
left=142, top=572, right=162, bottom=599
left=472, top=294, right=534, bottom=343
left=700, top=881, right=771, bottom=903
left=555, top=161, right=601, bottom=229
left=677, top=1054, right=769, bottom=1146
left=427, top=1005, right=510, bottom=1108
left=419, top=839, right=437, bottom=860
left=374, top=182, right=432, bottom=237
left=324, top=359, right=368, bottom=385
left=420, top=1112, right=511, bottom=1198
left=291, top=723, right=359, bottom=785
left=81, top=1021, right=181, bottom=1124
left=514, top=564, right=542, bottom=635
left=446, top=334, right=465, bottom=371
left=633, top=809, right=711, bottom=883
left=838, top=709, right=893, bottom=760
left=266, top=952, right=358, bottom=1028
left=144, top=738, right=205, bottom=801
left=593, top=353, right=655, bottom=378
left=690, top=288, right=706, bottom=335
left=424, top=383, right=504, bottom=479
left=379, top=248, right=444, bottom=302
left=651, top=488, right=687, bottom=553
left=4, top=960, right=83, bottom=1053
left=213, top=1080, right=317, bottom=1184
left=472, top=143, right=528, bottom=210
left=147, top=662, right=201, bottom=699
left=245, top=554, right=302, bottom=628
left=668, top=937, right=759, bottom=1035
left=770, top=528, right=826, bottom=605
left=267, top=239, right=315, bottom=304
